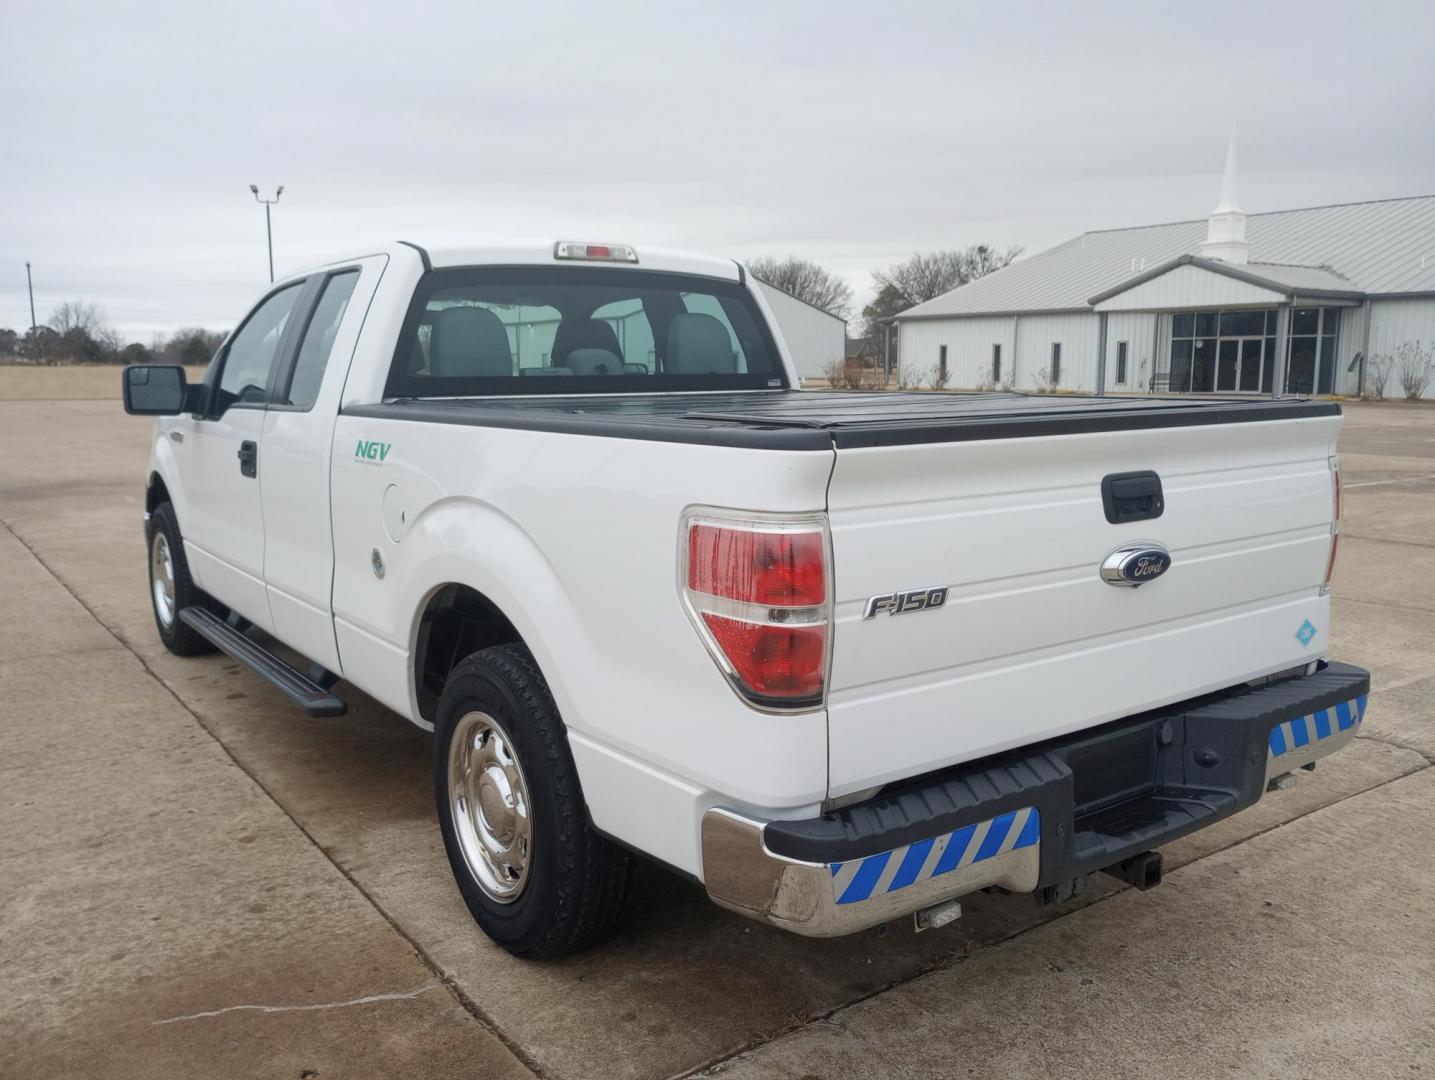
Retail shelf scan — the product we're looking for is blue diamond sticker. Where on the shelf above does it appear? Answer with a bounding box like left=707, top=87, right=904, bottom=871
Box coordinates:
left=1296, top=619, right=1318, bottom=647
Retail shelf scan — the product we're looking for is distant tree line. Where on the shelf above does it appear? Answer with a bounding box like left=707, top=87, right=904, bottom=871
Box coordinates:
left=747, top=244, right=1023, bottom=360
left=0, top=300, right=227, bottom=366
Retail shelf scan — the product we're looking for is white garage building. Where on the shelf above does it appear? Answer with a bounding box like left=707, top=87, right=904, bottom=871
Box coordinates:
left=756, top=280, right=847, bottom=382
left=895, top=142, right=1435, bottom=398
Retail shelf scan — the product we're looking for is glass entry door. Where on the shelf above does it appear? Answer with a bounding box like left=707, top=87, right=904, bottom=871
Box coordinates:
left=1239, top=339, right=1264, bottom=392
left=1215, top=338, right=1265, bottom=392
left=1169, top=310, right=1277, bottom=394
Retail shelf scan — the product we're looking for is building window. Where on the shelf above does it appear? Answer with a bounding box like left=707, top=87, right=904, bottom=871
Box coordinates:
left=1116, top=341, right=1128, bottom=386
left=1050, top=342, right=1061, bottom=385
left=1167, top=309, right=1276, bottom=394
left=992, top=343, right=1001, bottom=382
left=939, top=345, right=948, bottom=380
left=1285, top=308, right=1340, bottom=395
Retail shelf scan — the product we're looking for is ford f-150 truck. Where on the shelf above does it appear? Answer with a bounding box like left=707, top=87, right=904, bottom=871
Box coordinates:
left=123, top=239, right=1369, bottom=958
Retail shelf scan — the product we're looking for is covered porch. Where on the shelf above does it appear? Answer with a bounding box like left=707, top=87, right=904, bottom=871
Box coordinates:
left=1090, top=255, right=1365, bottom=397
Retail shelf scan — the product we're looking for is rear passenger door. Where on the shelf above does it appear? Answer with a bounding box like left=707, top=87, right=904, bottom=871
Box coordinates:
left=260, top=256, right=386, bottom=671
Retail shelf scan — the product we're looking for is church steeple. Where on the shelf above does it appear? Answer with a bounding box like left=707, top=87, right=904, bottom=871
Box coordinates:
left=1198, top=128, right=1250, bottom=264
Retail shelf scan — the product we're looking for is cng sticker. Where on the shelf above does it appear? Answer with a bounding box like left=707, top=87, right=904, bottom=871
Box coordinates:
left=355, top=439, right=391, bottom=464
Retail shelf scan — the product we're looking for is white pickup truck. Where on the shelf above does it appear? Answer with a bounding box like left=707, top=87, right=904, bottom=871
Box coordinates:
left=124, top=240, right=1369, bottom=958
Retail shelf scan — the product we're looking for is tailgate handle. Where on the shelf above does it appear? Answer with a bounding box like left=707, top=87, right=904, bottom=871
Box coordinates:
left=1101, top=470, right=1164, bottom=524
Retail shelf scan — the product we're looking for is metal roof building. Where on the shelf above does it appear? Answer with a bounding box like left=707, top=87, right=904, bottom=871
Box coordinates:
left=896, top=138, right=1435, bottom=398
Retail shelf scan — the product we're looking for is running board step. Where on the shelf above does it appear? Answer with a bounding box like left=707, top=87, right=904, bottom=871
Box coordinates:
left=178, top=606, right=347, bottom=717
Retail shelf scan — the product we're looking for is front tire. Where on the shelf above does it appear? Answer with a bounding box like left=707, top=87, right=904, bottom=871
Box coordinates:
left=145, top=502, right=218, bottom=656
left=434, top=644, right=637, bottom=959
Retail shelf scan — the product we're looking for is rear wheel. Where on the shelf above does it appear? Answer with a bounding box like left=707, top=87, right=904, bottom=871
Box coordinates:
left=145, top=502, right=218, bottom=656
left=434, top=644, right=637, bottom=958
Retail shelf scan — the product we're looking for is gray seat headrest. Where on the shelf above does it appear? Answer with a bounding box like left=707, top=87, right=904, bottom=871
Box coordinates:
left=553, top=320, right=623, bottom=367
left=666, top=313, right=736, bottom=374
left=428, top=306, right=512, bottom=377
left=565, top=348, right=624, bottom=376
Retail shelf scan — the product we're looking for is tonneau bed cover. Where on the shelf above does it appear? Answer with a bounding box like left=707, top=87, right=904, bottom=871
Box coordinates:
left=346, top=391, right=1340, bottom=450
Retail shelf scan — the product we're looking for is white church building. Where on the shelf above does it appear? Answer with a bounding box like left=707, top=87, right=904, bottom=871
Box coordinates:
left=894, top=139, right=1435, bottom=398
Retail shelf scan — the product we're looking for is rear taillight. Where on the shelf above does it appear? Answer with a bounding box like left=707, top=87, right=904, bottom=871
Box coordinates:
left=679, top=509, right=831, bottom=710
left=1322, top=455, right=1341, bottom=595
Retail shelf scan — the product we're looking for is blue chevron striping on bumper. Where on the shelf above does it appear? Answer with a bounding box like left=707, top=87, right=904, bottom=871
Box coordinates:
left=1268, top=694, right=1366, bottom=758
left=831, top=807, right=1040, bottom=906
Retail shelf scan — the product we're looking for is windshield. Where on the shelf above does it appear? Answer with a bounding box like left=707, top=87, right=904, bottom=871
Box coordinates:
left=385, top=267, right=788, bottom=397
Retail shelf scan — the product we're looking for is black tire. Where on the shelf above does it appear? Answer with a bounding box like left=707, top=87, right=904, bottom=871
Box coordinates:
left=434, top=644, right=637, bottom=959
left=145, top=502, right=219, bottom=657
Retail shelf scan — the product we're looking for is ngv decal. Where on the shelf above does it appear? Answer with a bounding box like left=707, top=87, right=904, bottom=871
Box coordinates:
left=355, top=439, right=391, bottom=463
left=863, top=586, right=949, bottom=619
left=1100, top=543, right=1172, bottom=588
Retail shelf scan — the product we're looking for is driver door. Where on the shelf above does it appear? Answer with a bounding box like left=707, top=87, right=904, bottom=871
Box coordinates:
left=175, top=281, right=306, bottom=632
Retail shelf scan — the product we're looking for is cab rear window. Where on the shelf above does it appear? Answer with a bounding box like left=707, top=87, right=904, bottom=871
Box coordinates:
left=385, top=267, right=787, bottom=397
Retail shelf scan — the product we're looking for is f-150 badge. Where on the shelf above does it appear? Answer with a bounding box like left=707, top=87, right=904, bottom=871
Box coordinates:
left=1100, top=543, right=1172, bottom=588
left=863, top=586, right=949, bottom=619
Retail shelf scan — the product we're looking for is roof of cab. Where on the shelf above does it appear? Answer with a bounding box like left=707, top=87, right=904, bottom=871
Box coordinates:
left=287, top=239, right=744, bottom=290
left=417, top=239, right=743, bottom=281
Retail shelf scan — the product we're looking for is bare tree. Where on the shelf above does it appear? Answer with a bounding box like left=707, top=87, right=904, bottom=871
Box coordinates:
left=94, top=323, right=124, bottom=359
left=1365, top=355, right=1394, bottom=399
left=863, top=244, right=1023, bottom=340
left=748, top=256, right=853, bottom=319
left=895, top=365, right=923, bottom=391
left=49, top=300, right=107, bottom=336
left=821, top=357, right=884, bottom=391
left=871, top=245, right=1022, bottom=309
left=1396, top=341, right=1434, bottom=401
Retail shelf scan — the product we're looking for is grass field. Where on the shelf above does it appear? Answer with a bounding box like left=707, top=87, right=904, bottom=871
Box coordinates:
left=0, top=364, right=208, bottom=401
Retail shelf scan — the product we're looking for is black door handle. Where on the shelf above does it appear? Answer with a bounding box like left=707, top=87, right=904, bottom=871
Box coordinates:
left=237, top=440, right=257, bottom=478
left=1101, top=470, right=1163, bottom=523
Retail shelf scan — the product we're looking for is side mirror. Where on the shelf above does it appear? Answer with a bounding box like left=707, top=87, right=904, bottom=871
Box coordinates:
left=123, top=365, right=190, bottom=415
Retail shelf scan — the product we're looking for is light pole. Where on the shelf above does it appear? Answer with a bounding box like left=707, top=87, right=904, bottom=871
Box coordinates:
left=249, top=184, right=284, bottom=282
left=25, top=262, right=36, bottom=334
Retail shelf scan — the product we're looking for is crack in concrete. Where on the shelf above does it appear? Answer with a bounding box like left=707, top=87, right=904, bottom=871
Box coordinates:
left=1342, top=472, right=1435, bottom=489
left=1357, top=730, right=1435, bottom=766
left=1340, top=532, right=1435, bottom=550
left=1332, top=594, right=1435, bottom=616
left=151, top=985, right=440, bottom=1026
left=1374, top=670, right=1435, bottom=694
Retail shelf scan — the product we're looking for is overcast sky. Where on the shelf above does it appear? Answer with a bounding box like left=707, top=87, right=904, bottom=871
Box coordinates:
left=3, top=0, right=1432, bottom=341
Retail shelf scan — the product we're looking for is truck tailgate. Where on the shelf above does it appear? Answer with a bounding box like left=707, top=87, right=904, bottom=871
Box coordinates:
left=825, top=412, right=1341, bottom=798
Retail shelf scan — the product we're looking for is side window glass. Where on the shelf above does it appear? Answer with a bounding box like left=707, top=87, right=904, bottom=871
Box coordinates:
left=217, top=283, right=303, bottom=411
left=286, top=271, right=360, bottom=408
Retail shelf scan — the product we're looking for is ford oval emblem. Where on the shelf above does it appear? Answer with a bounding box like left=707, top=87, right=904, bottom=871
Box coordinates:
left=1100, top=543, right=1172, bottom=588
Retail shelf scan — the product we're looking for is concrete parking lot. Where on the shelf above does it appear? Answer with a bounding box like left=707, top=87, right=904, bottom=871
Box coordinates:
left=2, top=372, right=1432, bottom=1079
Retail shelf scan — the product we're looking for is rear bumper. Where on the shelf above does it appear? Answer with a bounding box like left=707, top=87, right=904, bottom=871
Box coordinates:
left=702, top=661, right=1370, bottom=937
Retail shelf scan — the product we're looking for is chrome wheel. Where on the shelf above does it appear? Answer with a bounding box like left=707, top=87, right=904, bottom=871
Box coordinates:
left=151, top=531, right=177, bottom=629
left=448, top=711, right=532, bottom=903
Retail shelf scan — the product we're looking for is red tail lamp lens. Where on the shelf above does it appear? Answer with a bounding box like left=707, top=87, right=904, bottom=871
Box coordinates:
left=700, top=615, right=826, bottom=699
left=687, top=524, right=825, bottom=606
